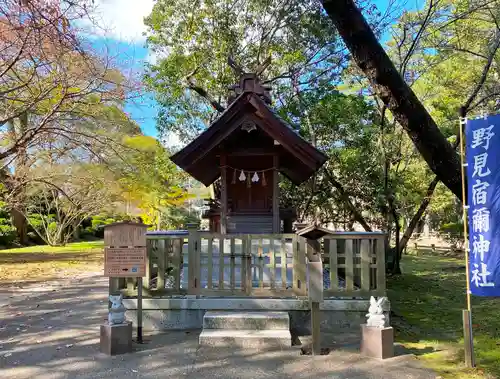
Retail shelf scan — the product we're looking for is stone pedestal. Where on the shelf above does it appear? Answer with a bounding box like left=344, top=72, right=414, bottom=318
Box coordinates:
left=100, top=321, right=133, bottom=355
left=360, top=324, right=394, bottom=359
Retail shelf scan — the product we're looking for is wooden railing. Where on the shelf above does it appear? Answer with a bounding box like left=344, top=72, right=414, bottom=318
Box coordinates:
left=114, top=229, right=386, bottom=299
left=322, top=232, right=386, bottom=297
left=188, top=232, right=306, bottom=297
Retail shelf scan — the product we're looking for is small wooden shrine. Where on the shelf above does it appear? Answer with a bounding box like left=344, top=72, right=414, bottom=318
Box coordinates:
left=171, top=67, right=327, bottom=234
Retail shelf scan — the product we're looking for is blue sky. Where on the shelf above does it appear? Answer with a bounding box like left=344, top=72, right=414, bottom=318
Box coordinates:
left=86, top=0, right=425, bottom=142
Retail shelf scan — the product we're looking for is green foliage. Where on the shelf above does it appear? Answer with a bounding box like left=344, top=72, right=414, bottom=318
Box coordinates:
left=85, top=215, right=126, bottom=238
left=0, top=224, right=16, bottom=246
left=439, top=222, right=463, bottom=236
left=389, top=253, right=500, bottom=379
left=143, top=0, right=342, bottom=140
left=140, top=0, right=498, bottom=243
left=90, top=215, right=117, bottom=229
left=388, top=0, right=500, bottom=122
left=439, top=221, right=464, bottom=249
left=278, top=88, right=435, bottom=231
left=161, top=206, right=199, bottom=230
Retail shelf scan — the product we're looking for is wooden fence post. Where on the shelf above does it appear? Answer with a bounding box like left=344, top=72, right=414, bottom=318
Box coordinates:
left=244, top=235, right=252, bottom=295
left=293, top=235, right=307, bottom=296
left=187, top=222, right=200, bottom=295
left=307, top=240, right=323, bottom=356
left=376, top=237, right=386, bottom=295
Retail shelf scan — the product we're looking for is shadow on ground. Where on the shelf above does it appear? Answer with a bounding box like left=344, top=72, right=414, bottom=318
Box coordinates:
left=0, top=275, right=437, bottom=379
left=0, top=252, right=102, bottom=265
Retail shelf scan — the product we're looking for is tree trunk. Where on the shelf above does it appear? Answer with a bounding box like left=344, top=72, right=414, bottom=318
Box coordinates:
left=72, top=221, right=80, bottom=241
left=398, top=176, right=440, bottom=256
left=9, top=114, right=30, bottom=245
left=347, top=218, right=355, bottom=231
left=11, top=208, right=28, bottom=245
left=321, top=0, right=463, bottom=200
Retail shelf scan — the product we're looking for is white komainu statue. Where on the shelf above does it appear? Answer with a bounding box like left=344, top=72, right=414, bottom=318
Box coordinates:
left=108, top=294, right=126, bottom=325
left=366, top=296, right=390, bottom=328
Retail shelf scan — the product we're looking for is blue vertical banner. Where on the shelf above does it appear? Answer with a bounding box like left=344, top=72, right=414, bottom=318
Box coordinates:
left=466, top=113, right=500, bottom=297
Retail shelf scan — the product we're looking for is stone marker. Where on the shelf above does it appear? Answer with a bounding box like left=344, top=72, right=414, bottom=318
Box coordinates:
left=100, top=294, right=132, bottom=355
left=361, top=296, right=394, bottom=359
left=100, top=322, right=133, bottom=355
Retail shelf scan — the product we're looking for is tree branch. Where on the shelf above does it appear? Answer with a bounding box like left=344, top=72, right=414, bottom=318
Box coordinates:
left=463, top=31, right=500, bottom=112
left=321, top=0, right=463, bottom=200
left=323, top=166, right=372, bottom=232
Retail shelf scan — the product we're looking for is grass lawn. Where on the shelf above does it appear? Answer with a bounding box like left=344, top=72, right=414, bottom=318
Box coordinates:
left=0, top=240, right=104, bottom=283
left=390, top=251, right=500, bottom=379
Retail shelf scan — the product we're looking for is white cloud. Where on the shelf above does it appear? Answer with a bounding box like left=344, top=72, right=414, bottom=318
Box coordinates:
left=80, top=0, right=154, bottom=42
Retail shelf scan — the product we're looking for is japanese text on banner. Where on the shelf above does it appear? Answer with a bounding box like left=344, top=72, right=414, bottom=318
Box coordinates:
left=466, top=114, right=500, bottom=296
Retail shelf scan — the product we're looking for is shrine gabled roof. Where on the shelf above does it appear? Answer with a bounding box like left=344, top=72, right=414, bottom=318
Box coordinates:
left=170, top=92, right=328, bottom=186
left=296, top=224, right=336, bottom=240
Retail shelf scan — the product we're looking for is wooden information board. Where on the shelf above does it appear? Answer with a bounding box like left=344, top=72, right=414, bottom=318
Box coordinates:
left=103, top=222, right=147, bottom=278
left=104, top=247, right=146, bottom=277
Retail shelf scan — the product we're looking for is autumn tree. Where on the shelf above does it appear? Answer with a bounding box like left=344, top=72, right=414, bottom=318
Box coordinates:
left=0, top=0, right=146, bottom=243
left=117, top=135, right=191, bottom=230
left=16, top=165, right=122, bottom=246
left=0, top=0, right=134, bottom=164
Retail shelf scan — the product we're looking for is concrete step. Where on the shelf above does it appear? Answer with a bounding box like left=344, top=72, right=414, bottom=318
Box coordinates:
left=203, top=311, right=290, bottom=330
left=199, top=329, right=292, bottom=348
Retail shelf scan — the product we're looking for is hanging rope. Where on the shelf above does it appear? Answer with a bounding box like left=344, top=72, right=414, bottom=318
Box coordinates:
left=220, top=165, right=276, bottom=173
left=220, top=165, right=276, bottom=187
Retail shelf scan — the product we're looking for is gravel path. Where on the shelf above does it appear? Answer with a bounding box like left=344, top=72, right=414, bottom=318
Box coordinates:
left=0, top=274, right=437, bottom=379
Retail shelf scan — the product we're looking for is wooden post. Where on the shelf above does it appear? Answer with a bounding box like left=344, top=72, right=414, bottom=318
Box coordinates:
left=360, top=239, right=371, bottom=292
left=245, top=235, right=252, bottom=295
left=157, top=239, right=166, bottom=289
left=344, top=239, right=354, bottom=291
left=220, top=154, right=228, bottom=234
left=137, top=277, right=143, bottom=343
left=187, top=222, right=200, bottom=295
left=272, top=154, right=280, bottom=233
left=311, top=301, right=321, bottom=355
left=463, top=310, right=475, bottom=367
left=327, top=239, right=338, bottom=292
left=293, top=235, right=307, bottom=296
left=144, top=240, right=152, bottom=291
left=307, top=239, right=323, bottom=356
left=459, top=110, right=475, bottom=368
left=108, top=277, right=119, bottom=311
left=108, top=277, right=120, bottom=296
left=376, top=237, right=386, bottom=294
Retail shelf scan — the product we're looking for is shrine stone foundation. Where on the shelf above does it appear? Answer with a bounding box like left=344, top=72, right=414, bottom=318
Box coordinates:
left=122, top=298, right=390, bottom=339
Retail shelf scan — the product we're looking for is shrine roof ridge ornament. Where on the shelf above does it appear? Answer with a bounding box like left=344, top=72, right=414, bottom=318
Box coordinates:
left=226, top=56, right=273, bottom=105
left=169, top=56, right=328, bottom=186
